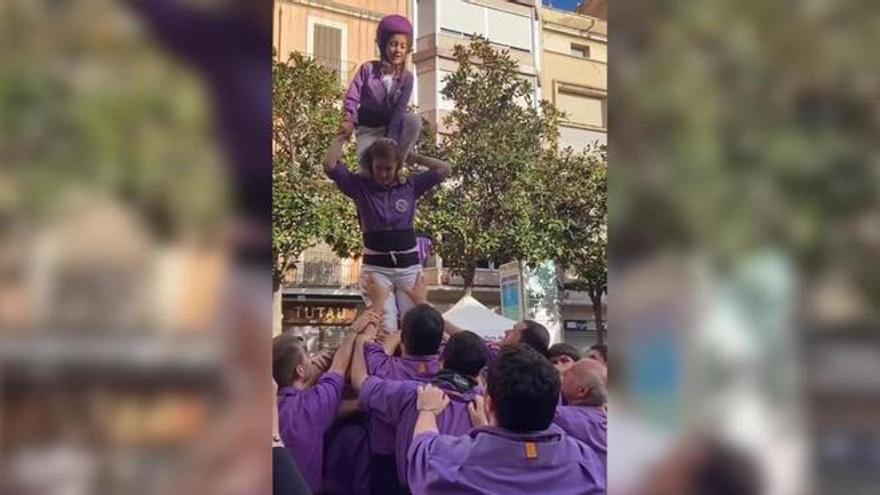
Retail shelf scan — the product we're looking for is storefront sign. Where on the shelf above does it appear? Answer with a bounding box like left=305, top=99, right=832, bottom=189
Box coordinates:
left=284, top=305, right=358, bottom=326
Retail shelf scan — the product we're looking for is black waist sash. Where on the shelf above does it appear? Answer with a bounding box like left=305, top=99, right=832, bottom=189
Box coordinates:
left=363, top=229, right=417, bottom=253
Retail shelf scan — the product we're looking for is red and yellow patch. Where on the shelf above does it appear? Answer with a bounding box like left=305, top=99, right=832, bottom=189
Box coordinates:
left=524, top=441, right=538, bottom=460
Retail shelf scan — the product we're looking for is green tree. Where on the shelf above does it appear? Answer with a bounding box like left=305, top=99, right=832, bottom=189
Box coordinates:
left=613, top=1, right=880, bottom=313
left=540, top=146, right=608, bottom=343
left=272, top=52, right=361, bottom=292
left=417, top=37, right=563, bottom=291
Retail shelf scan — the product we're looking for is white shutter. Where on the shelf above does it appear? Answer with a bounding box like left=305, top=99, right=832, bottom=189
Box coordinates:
left=486, top=8, right=531, bottom=51
left=441, top=0, right=485, bottom=36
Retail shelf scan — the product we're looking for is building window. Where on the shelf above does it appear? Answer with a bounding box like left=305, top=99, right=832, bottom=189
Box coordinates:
left=571, top=43, right=591, bottom=59
left=439, top=0, right=532, bottom=52
left=314, top=24, right=342, bottom=75
left=564, top=320, right=597, bottom=332
left=308, top=18, right=347, bottom=83
left=557, top=88, right=606, bottom=129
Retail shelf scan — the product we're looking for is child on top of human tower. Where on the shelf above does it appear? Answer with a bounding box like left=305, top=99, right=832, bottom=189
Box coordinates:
left=337, top=14, right=422, bottom=174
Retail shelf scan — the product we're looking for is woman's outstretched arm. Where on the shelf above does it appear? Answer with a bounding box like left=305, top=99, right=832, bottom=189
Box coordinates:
left=408, top=153, right=452, bottom=179
left=323, top=135, right=347, bottom=176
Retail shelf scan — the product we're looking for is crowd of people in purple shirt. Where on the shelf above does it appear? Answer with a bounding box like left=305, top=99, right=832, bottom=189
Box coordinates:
left=273, top=276, right=608, bottom=495
left=272, top=12, right=608, bottom=495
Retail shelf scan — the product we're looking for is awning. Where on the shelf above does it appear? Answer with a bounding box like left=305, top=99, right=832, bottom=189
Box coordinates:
left=442, top=295, right=517, bottom=339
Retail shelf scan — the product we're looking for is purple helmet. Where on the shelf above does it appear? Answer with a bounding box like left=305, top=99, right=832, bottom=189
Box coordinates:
left=376, top=14, right=413, bottom=59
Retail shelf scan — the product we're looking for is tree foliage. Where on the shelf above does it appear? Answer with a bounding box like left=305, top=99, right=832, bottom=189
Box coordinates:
left=613, top=1, right=880, bottom=309
left=272, top=52, right=360, bottom=289
left=541, top=146, right=608, bottom=340
left=0, top=0, right=225, bottom=238
left=417, top=37, right=564, bottom=288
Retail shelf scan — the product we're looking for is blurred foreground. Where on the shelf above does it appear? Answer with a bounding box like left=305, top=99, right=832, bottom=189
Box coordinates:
left=0, top=1, right=272, bottom=494
left=610, top=1, right=880, bottom=494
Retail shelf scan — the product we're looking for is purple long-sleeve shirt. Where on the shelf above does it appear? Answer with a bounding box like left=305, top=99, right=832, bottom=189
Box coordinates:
left=553, top=405, right=607, bottom=467
left=323, top=418, right=372, bottom=495
left=359, top=376, right=478, bottom=486
left=344, top=61, right=414, bottom=144
left=407, top=425, right=606, bottom=495
left=364, top=342, right=441, bottom=455
left=326, top=163, right=443, bottom=233
left=277, top=372, right=345, bottom=493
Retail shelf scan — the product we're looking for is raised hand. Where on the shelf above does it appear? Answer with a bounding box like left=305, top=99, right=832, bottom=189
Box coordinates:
left=404, top=273, right=429, bottom=306
left=313, top=350, right=334, bottom=372
left=351, top=309, right=381, bottom=335
left=338, top=120, right=355, bottom=139
left=416, top=384, right=450, bottom=415
left=467, top=395, right=488, bottom=427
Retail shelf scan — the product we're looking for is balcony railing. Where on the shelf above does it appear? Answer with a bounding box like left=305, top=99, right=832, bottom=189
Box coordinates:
left=422, top=267, right=500, bottom=288
left=313, top=56, right=359, bottom=87
left=277, top=51, right=360, bottom=88
left=289, top=250, right=361, bottom=289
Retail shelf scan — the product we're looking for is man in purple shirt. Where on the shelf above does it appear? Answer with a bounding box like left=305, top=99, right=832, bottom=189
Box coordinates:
left=406, top=274, right=552, bottom=366
left=323, top=135, right=451, bottom=333
left=362, top=303, right=444, bottom=494
left=549, top=342, right=583, bottom=372
left=408, top=345, right=606, bottom=495
left=274, top=330, right=357, bottom=493
left=352, top=327, right=488, bottom=493
left=555, top=358, right=608, bottom=467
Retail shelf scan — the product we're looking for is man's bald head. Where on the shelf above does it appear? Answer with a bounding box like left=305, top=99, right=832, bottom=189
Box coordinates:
left=561, top=358, right=607, bottom=406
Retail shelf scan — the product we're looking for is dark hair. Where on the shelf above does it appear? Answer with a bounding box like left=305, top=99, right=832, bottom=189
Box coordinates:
left=692, top=437, right=763, bottom=495
left=519, top=320, right=551, bottom=358
left=589, top=344, right=608, bottom=363
left=442, top=331, right=488, bottom=377
left=401, top=304, right=444, bottom=356
left=548, top=343, right=581, bottom=362
left=273, top=334, right=305, bottom=388
left=487, top=344, right=560, bottom=432
left=367, top=138, right=403, bottom=178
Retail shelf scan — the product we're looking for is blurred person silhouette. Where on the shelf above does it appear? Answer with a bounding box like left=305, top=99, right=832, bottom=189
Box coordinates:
left=127, top=0, right=273, bottom=259
left=639, top=435, right=764, bottom=495
left=124, top=3, right=274, bottom=495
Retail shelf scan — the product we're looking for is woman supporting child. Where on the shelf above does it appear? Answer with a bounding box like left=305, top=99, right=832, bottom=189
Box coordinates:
left=323, top=135, right=450, bottom=332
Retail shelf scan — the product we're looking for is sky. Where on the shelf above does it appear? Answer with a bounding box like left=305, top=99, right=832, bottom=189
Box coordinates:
left=543, top=0, right=582, bottom=12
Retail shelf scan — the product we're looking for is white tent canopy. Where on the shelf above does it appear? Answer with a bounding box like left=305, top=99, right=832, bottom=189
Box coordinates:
left=442, top=295, right=517, bottom=340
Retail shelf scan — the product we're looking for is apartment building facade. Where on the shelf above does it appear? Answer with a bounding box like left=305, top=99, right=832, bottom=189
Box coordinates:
left=540, top=5, right=607, bottom=150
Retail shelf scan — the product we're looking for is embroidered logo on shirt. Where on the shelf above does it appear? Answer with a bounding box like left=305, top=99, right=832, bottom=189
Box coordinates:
left=394, top=199, right=408, bottom=213
left=524, top=441, right=538, bottom=460
left=418, top=362, right=427, bottom=374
